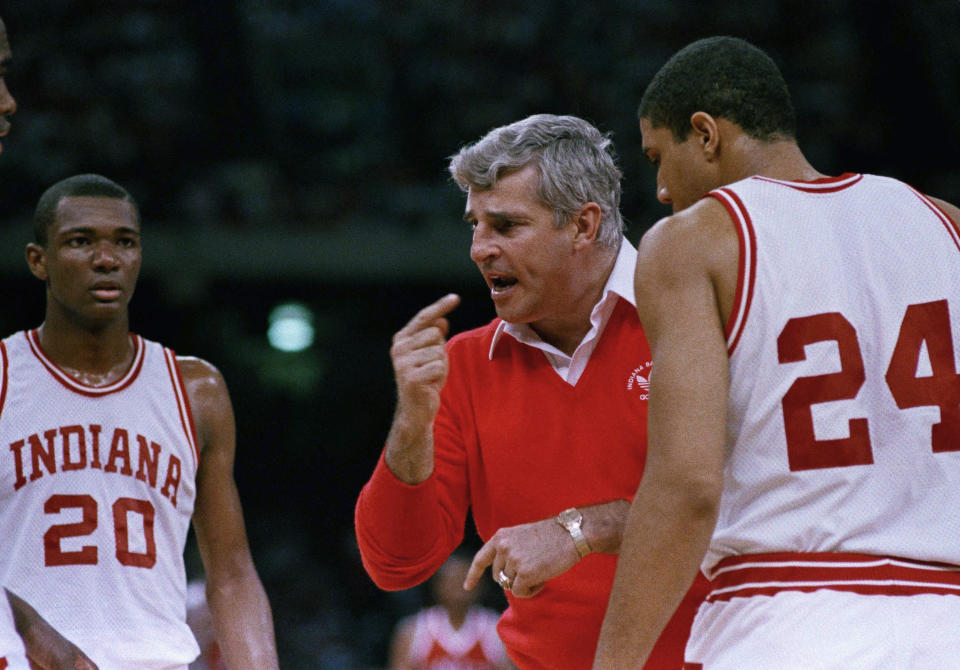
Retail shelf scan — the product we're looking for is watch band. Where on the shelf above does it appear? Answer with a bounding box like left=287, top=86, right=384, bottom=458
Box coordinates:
left=556, top=507, right=592, bottom=559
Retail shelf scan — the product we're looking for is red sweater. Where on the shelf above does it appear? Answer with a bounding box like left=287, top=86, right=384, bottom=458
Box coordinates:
left=356, top=299, right=708, bottom=669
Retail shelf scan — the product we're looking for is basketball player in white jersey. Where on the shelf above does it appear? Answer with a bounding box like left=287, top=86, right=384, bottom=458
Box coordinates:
left=389, top=553, right=514, bottom=670
left=594, top=36, right=960, bottom=669
left=0, top=174, right=279, bottom=669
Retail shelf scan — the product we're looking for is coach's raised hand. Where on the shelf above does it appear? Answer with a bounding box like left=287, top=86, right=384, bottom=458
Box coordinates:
left=384, top=293, right=460, bottom=484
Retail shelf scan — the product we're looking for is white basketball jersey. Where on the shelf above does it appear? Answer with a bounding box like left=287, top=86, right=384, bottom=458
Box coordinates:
left=406, top=605, right=508, bottom=669
left=0, top=330, right=201, bottom=669
left=706, top=173, right=960, bottom=573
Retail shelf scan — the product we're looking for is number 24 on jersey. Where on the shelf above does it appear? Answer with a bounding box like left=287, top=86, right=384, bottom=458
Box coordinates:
left=778, top=299, right=960, bottom=470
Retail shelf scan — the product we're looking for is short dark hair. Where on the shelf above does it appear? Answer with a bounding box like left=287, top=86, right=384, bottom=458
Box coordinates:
left=639, top=36, right=796, bottom=142
left=33, top=174, right=139, bottom=245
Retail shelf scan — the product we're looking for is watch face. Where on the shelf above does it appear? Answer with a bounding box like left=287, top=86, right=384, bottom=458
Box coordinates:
left=558, top=508, right=581, bottom=526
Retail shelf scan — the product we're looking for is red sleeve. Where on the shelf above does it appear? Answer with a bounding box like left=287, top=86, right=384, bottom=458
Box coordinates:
left=354, top=451, right=452, bottom=590
left=353, top=338, right=474, bottom=591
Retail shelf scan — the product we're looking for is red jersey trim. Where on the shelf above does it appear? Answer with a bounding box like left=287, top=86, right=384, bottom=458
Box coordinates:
left=906, top=186, right=960, bottom=255
left=164, top=348, right=200, bottom=468
left=25, top=329, right=145, bottom=397
left=710, top=188, right=756, bottom=355
left=750, top=172, right=863, bottom=193
left=706, top=552, right=960, bottom=603
left=0, top=342, right=8, bottom=419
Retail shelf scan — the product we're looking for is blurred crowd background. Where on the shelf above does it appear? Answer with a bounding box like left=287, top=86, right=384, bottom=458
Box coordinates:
left=0, top=1, right=958, bottom=667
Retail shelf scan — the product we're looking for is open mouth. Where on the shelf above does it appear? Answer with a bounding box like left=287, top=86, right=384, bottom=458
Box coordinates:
left=490, top=276, right=518, bottom=293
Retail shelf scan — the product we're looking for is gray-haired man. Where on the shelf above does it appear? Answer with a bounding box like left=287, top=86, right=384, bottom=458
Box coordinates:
left=356, top=114, right=708, bottom=670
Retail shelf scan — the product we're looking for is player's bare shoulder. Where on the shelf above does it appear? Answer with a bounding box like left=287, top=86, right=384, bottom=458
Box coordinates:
left=927, top=195, right=960, bottom=227
left=175, top=356, right=228, bottom=399
left=638, top=197, right=737, bottom=282
left=175, top=356, right=234, bottom=451
left=636, top=197, right=739, bottom=327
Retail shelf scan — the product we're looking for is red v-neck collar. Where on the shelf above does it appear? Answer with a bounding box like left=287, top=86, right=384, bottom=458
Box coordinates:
left=25, top=329, right=145, bottom=397
left=506, top=298, right=634, bottom=392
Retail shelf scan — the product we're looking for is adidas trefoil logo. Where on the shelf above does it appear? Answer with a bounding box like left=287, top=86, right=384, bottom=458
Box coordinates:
left=626, top=360, right=652, bottom=400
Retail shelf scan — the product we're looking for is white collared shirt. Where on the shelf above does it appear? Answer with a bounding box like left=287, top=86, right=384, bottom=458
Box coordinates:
left=487, top=238, right=638, bottom=386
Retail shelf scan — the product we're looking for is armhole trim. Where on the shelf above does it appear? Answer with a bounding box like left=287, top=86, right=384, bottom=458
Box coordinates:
left=164, top=348, right=200, bottom=469
left=0, top=342, right=8, bottom=420
left=907, top=186, right=960, bottom=255
left=709, top=188, right=757, bottom=356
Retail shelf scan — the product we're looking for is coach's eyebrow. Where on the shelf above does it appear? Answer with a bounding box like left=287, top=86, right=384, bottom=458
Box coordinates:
left=463, top=210, right=523, bottom=225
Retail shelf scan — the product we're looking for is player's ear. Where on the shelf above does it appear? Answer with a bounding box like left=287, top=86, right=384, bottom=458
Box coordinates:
left=25, top=243, right=48, bottom=281
left=689, top=111, right=721, bottom=160
left=571, top=202, right=602, bottom=250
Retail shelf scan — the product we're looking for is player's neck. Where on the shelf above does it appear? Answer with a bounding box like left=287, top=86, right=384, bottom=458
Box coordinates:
left=732, top=138, right=825, bottom=184
left=36, top=316, right=135, bottom=386
left=445, top=605, right=469, bottom=630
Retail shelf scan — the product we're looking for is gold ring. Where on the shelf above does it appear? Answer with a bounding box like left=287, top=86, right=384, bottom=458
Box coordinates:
left=496, top=569, right=513, bottom=590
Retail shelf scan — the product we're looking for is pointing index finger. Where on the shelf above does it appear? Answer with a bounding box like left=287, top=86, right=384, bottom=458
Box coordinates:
left=464, top=540, right=496, bottom=591
left=407, top=293, right=460, bottom=331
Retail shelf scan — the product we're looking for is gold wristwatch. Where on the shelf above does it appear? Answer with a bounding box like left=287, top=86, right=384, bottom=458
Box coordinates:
left=556, top=507, right=592, bottom=559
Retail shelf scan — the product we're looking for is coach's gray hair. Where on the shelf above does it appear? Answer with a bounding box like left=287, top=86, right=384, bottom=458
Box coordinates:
left=448, top=114, right=625, bottom=250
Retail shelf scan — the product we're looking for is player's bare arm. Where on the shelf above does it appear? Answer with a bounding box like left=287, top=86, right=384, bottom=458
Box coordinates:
left=593, top=201, right=733, bottom=669
left=179, top=357, right=279, bottom=670
left=7, top=589, right=98, bottom=670
left=928, top=195, right=960, bottom=227
left=463, top=500, right=629, bottom=599
left=385, top=293, right=460, bottom=484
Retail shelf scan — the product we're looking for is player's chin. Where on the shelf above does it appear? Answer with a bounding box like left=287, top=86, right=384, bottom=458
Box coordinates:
left=89, top=302, right=125, bottom=316
left=81, top=302, right=127, bottom=325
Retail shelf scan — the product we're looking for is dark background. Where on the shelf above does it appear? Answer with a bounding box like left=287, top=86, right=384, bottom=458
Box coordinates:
left=1, top=1, right=958, bottom=667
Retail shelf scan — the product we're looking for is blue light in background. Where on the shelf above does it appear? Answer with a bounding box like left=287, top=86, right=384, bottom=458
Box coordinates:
left=267, top=302, right=315, bottom=352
